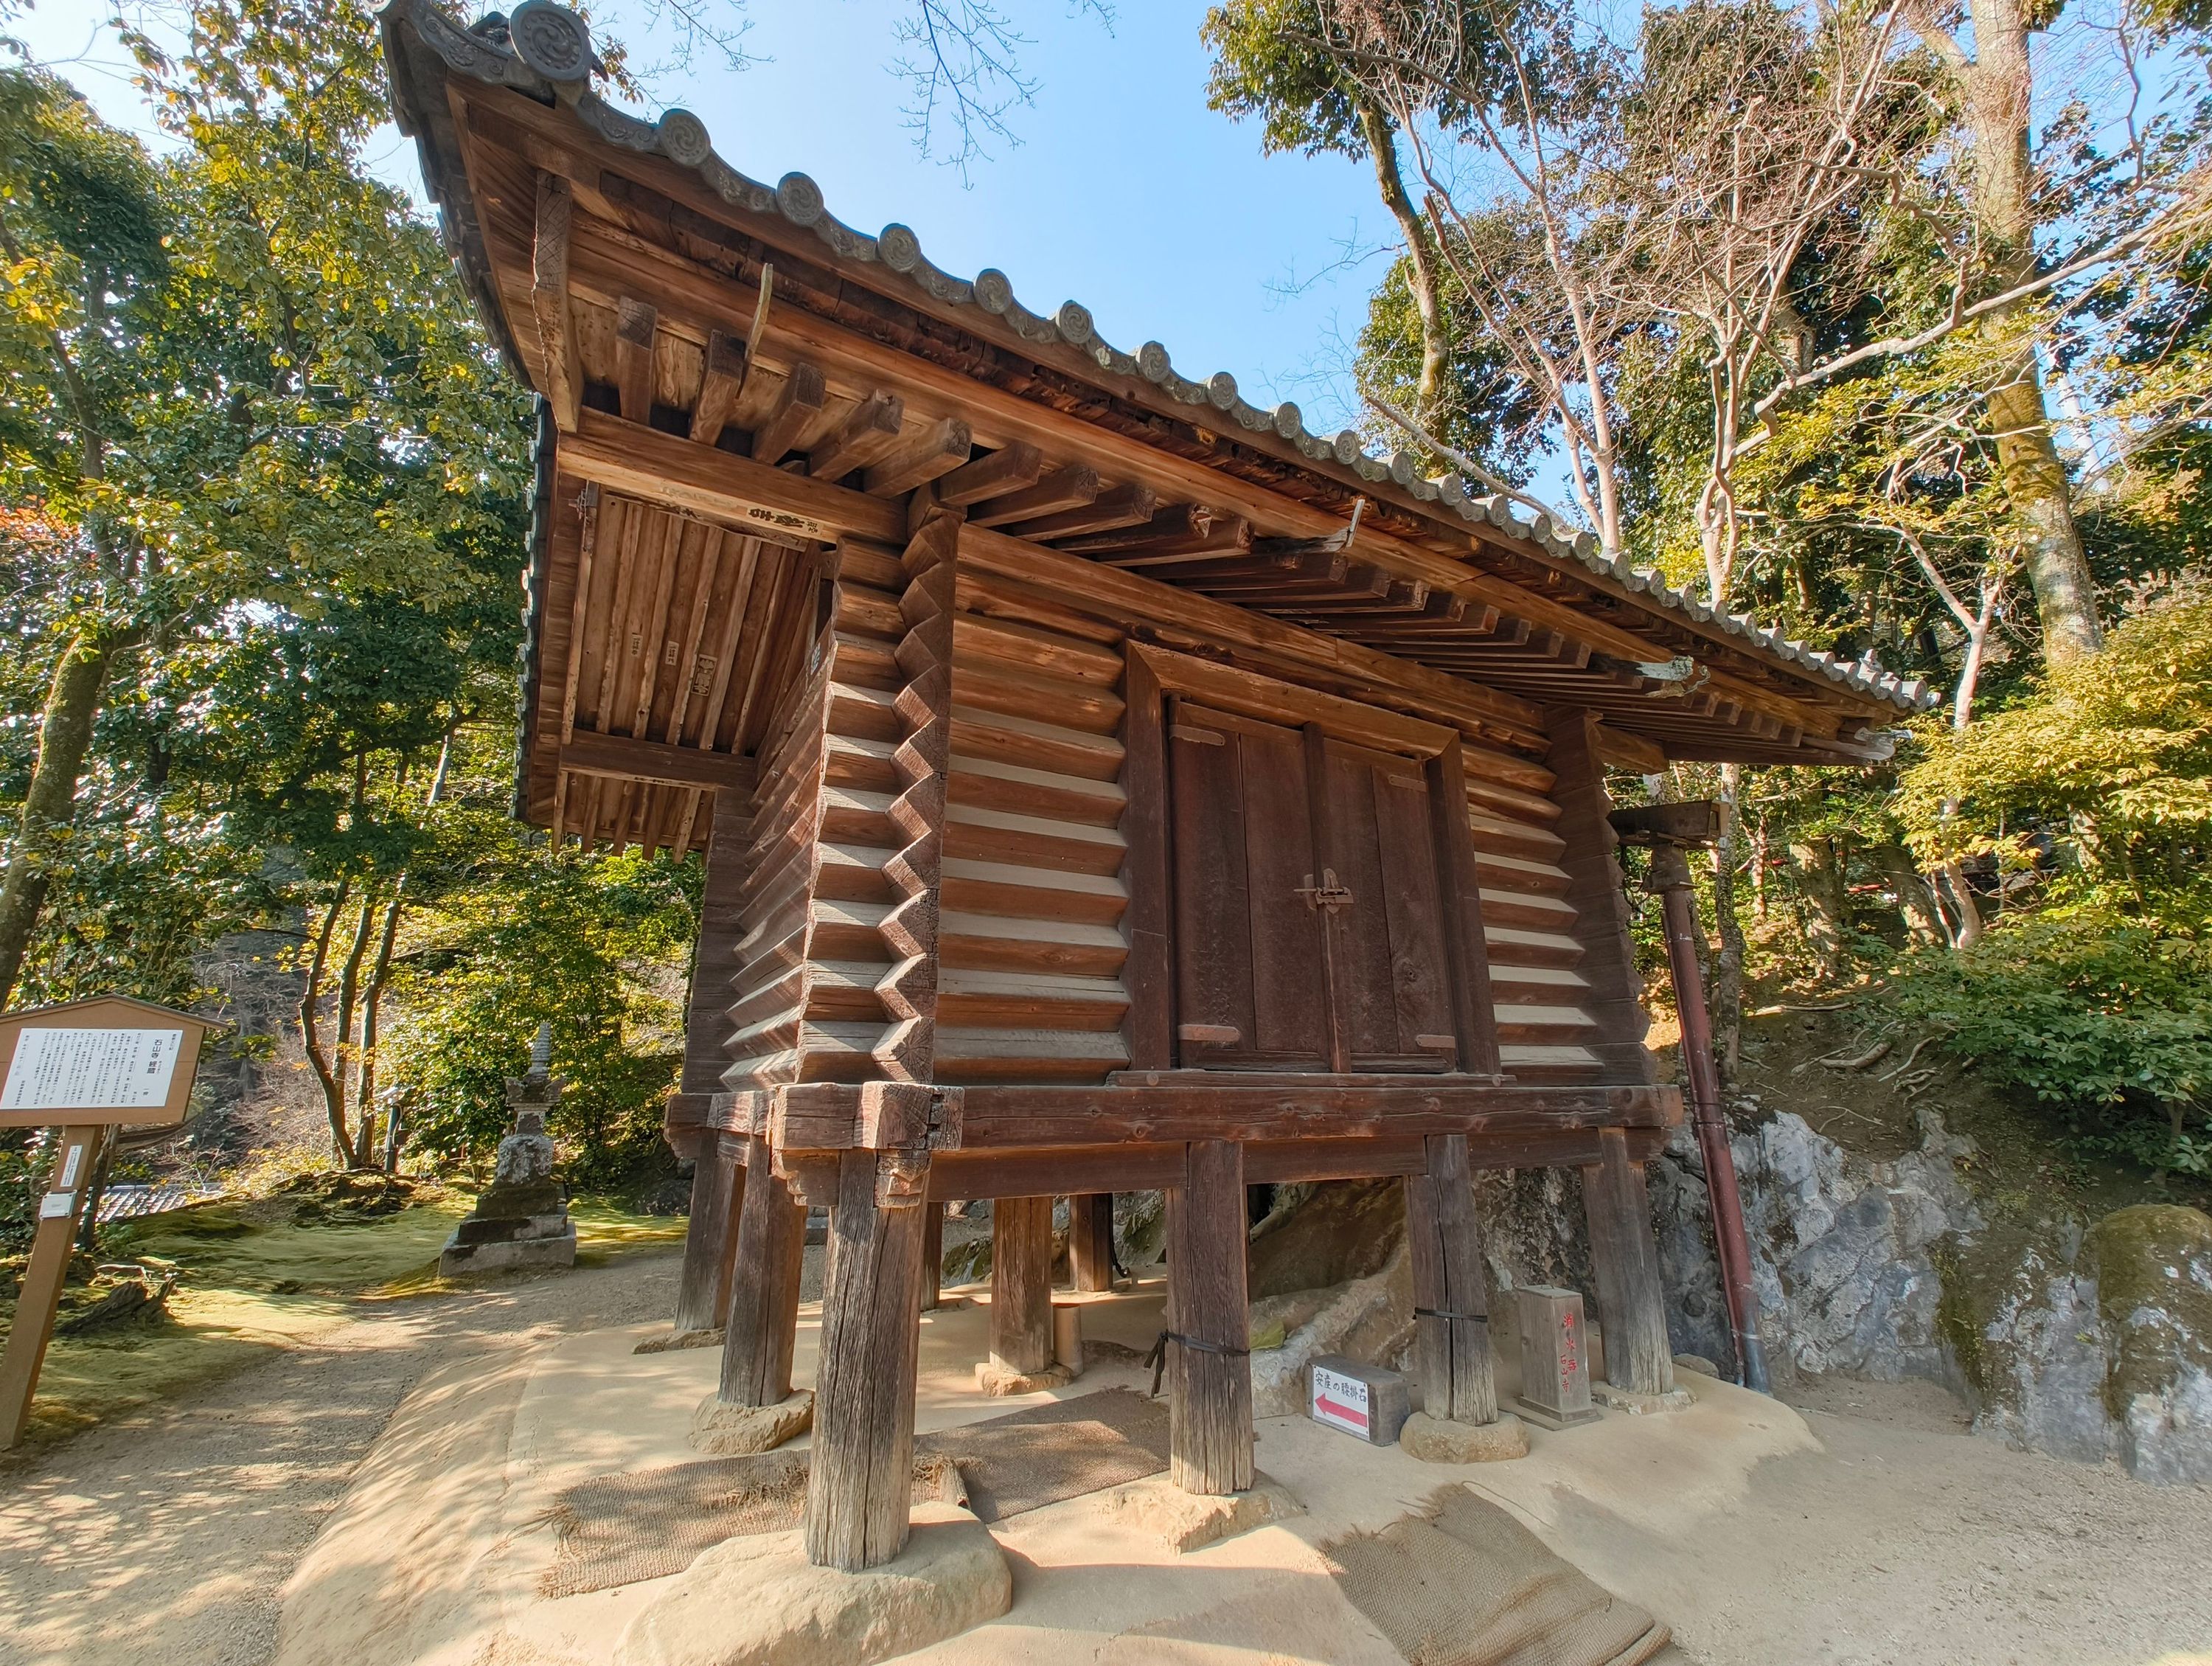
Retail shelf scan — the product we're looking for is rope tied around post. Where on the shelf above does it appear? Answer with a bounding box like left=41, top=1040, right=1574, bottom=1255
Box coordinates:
left=1413, top=1305, right=1488, bottom=1325
left=1143, top=1327, right=1251, bottom=1398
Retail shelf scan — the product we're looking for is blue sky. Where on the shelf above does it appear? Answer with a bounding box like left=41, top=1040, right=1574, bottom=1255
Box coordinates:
left=18, top=1, right=1391, bottom=435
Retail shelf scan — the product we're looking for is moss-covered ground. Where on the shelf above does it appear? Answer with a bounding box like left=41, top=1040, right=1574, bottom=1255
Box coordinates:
left=0, top=1175, right=686, bottom=1451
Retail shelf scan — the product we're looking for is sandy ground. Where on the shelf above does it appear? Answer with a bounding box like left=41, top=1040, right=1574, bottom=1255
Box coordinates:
left=3, top=1246, right=2210, bottom=1666
left=0, top=1252, right=700, bottom=1666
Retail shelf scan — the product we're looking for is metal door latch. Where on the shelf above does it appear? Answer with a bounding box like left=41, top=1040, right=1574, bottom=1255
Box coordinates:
left=1296, top=868, right=1354, bottom=912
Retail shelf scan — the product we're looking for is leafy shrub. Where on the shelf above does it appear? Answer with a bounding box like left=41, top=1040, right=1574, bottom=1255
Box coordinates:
left=1897, top=575, right=2212, bottom=891
left=385, top=843, right=700, bottom=1190
left=1883, top=904, right=2212, bottom=1175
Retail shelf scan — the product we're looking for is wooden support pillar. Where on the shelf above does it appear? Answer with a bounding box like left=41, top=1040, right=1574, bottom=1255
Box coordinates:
left=0, top=1125, right=102, bottom=1448
left=674, top=785, right=749, bottom=1331
left=1069, top=1193, right=1114, bottom=1292
left=1403, top=1133, right=1500, bottom=1426
left=672, top=1131, right=746, bottom=1335
left=990, top=1195, right=1055, bottom=1374
left=804, top=1148, right=932, bottom=1571
left=1165, top=1139, right=1253, bottom=1496
left=1581, top=1127, right=1676, bottom=1397
left=717, top=1135, right=807, bottom=1409
left=919, top=1202, right=944, bottom=1311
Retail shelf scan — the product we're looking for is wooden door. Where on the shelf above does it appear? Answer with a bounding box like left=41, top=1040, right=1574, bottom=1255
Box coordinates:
left=1313, top=734, right=1458, bottom=1070
left=1169, top=704, right=1329, bottom=1069
left=1167, top=702, right=1459, bottom=1073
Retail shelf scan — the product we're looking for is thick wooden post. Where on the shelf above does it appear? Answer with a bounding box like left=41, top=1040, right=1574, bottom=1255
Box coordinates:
left=1581, top=1127, right=1676, bottom=1396
left=0, top=1125, right=102, bottom=1448
left=804, top=1149, right=932, bottom=1571
left=803, top=500, right=956, bottom=1571
left=1166, top=1139, right=1253, bottom=1495
left=717, top=1136, right=807, bottom=1408
left=919, top=1202, right=944, bottom=1311
left=673, top=1131, right=746, bottom=1334
left=1069, top=1193, right=1114, bottom=1292
left=990, top=1195, right=1055, bottom=1373
left=672, top=787, right=751, bottom=1331
left=1404, top=1133, right=1500, bottom=1426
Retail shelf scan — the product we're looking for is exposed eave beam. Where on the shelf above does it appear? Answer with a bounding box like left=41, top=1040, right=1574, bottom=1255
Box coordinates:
left=560, top=728, right=758, bottom=794
left=560, top=407, right=906, bottom=544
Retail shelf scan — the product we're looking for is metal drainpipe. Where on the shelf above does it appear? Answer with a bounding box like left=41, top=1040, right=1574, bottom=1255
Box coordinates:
left=1647, top=841, right=1772, bottom=1393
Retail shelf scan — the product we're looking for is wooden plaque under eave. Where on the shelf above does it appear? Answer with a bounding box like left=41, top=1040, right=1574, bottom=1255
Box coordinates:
left=0, top=995, right=220, bottom=1129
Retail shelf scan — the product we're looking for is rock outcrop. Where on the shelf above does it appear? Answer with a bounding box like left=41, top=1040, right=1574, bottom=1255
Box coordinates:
left=1654, top=1104, right=1983, bottom=1385
left=1644, top=1096, right=2212, bottom=1484
left=1944, top=1204, right=2212, bottom=1483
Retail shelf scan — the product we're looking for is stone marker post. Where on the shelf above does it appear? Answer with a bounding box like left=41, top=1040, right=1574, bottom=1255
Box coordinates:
left=1513, top=1285, right=1601, bottom=1429
left=439, top=1024, right=577, bottom=1276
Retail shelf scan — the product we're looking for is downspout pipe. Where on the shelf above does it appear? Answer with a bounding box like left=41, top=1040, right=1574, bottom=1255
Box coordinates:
left=1646, top=841, right=1772, bottom=1393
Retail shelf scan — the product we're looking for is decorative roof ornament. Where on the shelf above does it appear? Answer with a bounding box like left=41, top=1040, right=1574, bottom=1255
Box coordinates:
left=508, top=0, right=593, bottom=83
left=657, top=108, right=713, bottom=167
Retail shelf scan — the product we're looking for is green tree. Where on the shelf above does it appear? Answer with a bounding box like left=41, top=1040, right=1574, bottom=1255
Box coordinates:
left=383, top=802, right=702, bottom=1190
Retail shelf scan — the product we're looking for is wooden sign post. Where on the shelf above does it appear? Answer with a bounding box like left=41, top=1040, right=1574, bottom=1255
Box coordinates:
left=0, top=996, right=218, bottom=1448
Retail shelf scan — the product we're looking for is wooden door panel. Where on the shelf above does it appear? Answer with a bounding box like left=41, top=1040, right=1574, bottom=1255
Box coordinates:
left=1237, top=723, right=1326, bottom=1058
left=1169, top=712, right=1258, bottom=1059
left=1373, top=766, right=1456, bottom=1059
left=1321, top=741, right=1456, bottom=1069
left=1164, top=695, right=1467, bottom=1075
left=1318, top=747, right=1399, bottom=1058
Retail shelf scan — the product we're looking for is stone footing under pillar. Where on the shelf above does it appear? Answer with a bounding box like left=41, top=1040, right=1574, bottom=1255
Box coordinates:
left=1399, top=1410, right=1529, bottom=1463
left=636, top=1325, right=726, bottom=1355
left=689, top=1389, right=814, bottom=1455
left=1093, top=1473, right=1302, bottom=1554
left=612, top=1500, right=1009, bottom=1666
left=1592, top=1381, right=1697, bottom=1416
left=975, top=1358, right=1074, bottom=1396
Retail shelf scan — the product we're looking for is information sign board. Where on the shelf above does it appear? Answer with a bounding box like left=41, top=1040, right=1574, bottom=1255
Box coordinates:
left=2, top=1027, right=187, bottom=1113
left=0, top=996, right=220, bottom=1447
left=0, top=996, right=213, bottom=1128
left=1310, top=1361, right=1373, bottom=1437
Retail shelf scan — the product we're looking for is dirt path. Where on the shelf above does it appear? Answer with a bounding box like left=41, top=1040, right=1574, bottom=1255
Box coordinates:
left=5, top=1254, right=2211, bottom=1666
left=0, top=1252, right=686, bottom=1666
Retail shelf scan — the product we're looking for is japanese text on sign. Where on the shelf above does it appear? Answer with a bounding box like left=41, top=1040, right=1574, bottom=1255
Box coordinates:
left=1310, top=1363, right=1372, bottom=1437
left=1, top=1027, right=185, bottom=1111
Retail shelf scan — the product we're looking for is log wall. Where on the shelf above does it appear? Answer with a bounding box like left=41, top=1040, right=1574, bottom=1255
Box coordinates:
left=714, top=542, right=1633, bottom=1092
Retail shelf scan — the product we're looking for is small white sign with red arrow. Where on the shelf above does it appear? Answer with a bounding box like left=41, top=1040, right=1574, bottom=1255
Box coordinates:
left=1310, top=1361, right=1372, bottom=1437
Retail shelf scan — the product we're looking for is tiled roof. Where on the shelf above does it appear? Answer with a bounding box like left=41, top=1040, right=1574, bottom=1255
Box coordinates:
left=386, top=0, right=1934, bottom=715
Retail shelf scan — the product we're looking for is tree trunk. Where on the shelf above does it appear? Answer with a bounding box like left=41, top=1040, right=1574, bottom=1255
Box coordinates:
left=1959, top=0, right=2102, bottom=663
left=1357, top=100, right=1448, bottom=420
left=299, top=879, right=353, bottom=1161
left=1787, top=839, right=1848, bottom=979
left=74, top=1128, right=116, bottom=1254
left=325, top=895, right=378, bottom=1167
left=1871, top=841, right=1947, bottom=947
left=0, top=634, right=114, bottom=1008
left=352, top=895, right=404, bottom=1167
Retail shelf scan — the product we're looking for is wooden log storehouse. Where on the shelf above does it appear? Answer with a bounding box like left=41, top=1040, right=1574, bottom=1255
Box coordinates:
left=384, top=0, right=1932, bottom=1574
